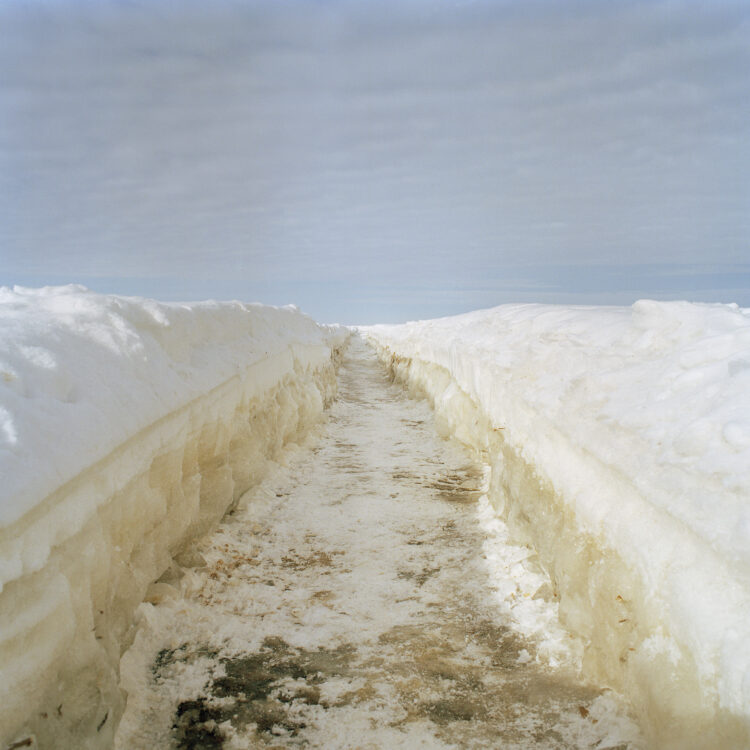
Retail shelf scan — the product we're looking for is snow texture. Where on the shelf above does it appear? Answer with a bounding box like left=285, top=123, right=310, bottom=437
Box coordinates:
left=0, top=285, right=346, bottom=749
left=116, top=338, right=642, bottom=749
left=364, top=300, right=750, bottom=749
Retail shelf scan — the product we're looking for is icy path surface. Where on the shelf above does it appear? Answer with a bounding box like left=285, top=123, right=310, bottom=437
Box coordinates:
left=117, top=338, right=642, bottom=749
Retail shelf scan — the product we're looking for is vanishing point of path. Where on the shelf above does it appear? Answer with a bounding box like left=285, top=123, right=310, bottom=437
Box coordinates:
left=116, top=337, right=642, bottom=749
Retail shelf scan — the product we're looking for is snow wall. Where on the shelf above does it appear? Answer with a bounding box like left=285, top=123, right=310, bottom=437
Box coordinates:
left=0, top=286, right=348, bottom=750
left=364, top=300, right=750, bottom=750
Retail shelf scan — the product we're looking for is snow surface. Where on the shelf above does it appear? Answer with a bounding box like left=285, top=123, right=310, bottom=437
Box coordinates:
left=0, top=284, right=339, bottom=531
left=3, top=287, right=748, bottom=746
left=116, top=338, right=642, bottom=749
left=364, top=300, right=750, bottom=746
left=0, top=285, right=345, bottom=749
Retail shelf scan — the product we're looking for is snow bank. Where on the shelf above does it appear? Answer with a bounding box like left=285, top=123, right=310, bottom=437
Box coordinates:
left=364, top=300, right=750, bottom=750
left=0, top=285, right=347, bottom=749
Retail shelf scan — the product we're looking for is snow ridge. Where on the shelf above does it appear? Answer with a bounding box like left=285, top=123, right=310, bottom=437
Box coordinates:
left=365, top=300, right=750, bottom=749
left=0, top=286, right=346, bottom=749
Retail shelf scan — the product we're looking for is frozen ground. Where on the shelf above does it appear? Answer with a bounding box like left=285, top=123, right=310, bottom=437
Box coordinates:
left=117, top=336, right=641, bottom=749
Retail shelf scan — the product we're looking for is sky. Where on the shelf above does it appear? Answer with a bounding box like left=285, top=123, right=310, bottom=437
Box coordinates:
left=1, top=0, right=748, bottom=324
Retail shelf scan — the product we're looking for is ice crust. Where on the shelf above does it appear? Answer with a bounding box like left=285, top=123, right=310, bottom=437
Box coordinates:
left=364, top=300, right=750, bottom=749
left=0, top=285, right=347, bottom=749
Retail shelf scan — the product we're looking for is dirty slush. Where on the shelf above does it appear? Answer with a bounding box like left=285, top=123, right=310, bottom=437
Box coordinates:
left=116, top=338, right=642, bottom=749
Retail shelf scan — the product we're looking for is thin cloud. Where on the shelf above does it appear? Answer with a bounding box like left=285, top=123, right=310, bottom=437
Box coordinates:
left=0, top=0, right=748, bottom=321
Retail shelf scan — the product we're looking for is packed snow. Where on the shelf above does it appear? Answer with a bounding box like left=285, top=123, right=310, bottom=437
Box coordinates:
left=0, top=285, right=346, bottom=749
left=365, top=300, right=750, bottom=749
left=0, top=285, right=341, bottom=532
left=116, top=338, right=642, bottom=749
left=3, top=288, right=749, bottom=749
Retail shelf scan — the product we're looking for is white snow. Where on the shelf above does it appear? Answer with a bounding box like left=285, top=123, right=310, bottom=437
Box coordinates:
left=4, top=287, right=749, bottom=748
left=0, top=285, right=346, bottom=749
left=364, top=300, right=750, bottom=749
left=116, top=337, right=643, bottom=749
left=0, top=284, right=341, bottom=531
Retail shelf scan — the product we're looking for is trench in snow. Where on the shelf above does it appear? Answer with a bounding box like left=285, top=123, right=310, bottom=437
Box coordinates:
left=116, top=336, right=643, bottom=749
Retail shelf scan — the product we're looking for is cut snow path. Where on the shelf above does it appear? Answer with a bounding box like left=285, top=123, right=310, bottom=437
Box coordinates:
left=117, top=337, right=642, bottom=749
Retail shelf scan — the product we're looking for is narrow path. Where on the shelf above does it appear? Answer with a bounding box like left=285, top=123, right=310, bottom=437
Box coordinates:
left=117, top=337, right=641, bottom=749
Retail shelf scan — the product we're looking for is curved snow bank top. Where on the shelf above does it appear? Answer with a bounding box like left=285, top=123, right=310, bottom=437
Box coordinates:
left=0, top=285, right=344, bottom=528
left=365, top=300, right=750, bottom=713
left=368, top=300, right=750, bottom=568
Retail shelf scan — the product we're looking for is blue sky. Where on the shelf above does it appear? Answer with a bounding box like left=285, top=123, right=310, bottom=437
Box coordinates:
left=1, top=0, right=748, bottom=323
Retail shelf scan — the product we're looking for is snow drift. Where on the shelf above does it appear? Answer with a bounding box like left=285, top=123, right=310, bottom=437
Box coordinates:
left=364, top=301, right=750, bottom=750
left=0, top=286, right=347, bottom=749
